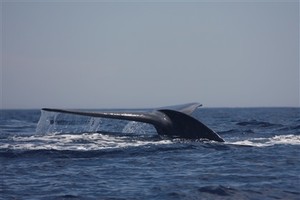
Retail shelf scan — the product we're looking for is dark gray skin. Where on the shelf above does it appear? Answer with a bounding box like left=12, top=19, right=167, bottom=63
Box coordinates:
left=42, top=103, right=224, bottom=142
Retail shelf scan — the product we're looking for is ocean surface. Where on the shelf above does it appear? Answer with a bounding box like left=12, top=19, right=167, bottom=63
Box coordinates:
left=1, top=107, right=299, bottom=199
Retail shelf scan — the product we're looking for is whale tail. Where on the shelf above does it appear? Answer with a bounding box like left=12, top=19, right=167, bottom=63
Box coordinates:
left=42, top=103, right=224, bottom=142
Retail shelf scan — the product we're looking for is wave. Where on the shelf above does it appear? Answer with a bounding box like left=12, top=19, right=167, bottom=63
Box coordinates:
left=196, top=185, right=300, bottom=199
left=236, top=120, right=282, bottom=128
left=218, top=129, right=238, bottom=135
left=228, top=134, right=300, bottom=147
left=276, top=125, right=300, bottom=132
left=198, top=185, right=238, bottom=196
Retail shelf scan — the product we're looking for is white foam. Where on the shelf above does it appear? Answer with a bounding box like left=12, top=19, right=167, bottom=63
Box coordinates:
left=2, top=132, right=173, bottom=151
left=228, top=134, right=300, bottom=147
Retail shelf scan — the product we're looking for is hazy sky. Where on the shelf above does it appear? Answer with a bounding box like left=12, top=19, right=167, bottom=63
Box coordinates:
left=1, top=0, right=299, bottom=109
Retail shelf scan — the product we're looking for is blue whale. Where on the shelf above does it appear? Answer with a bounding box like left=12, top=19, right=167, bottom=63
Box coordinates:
left=42, top=103, right=224, bottom=142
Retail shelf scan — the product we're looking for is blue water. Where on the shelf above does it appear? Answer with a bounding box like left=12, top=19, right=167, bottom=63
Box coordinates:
left=1, top=108, right=299, bottom=199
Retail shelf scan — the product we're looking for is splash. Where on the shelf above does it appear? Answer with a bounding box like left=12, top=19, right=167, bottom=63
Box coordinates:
left=36, top=110, right=98, bottom=134
left=122, top=121, right=156, bottom=135
left=35, top=110, right=124, bottom=134
left=36, top=110, right=156, bottom=136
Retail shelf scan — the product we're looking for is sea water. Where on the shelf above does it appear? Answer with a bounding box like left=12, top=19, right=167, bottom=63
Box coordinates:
left=1, top=108, right=299, bottom=199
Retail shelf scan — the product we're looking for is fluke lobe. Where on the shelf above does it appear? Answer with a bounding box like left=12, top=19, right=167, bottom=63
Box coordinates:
left=42, top=103, right=224, bottom=142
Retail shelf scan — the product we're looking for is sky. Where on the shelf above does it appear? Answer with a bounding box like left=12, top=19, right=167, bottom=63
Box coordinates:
left=1, top=0, right=299, bottom=109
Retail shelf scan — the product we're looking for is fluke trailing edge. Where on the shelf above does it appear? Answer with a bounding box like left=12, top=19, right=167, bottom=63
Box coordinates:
left=42, top=103, right=224, bottom=142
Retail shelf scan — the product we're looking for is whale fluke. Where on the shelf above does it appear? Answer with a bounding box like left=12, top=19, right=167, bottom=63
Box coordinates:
left=42, top=103, right=224, bottom=142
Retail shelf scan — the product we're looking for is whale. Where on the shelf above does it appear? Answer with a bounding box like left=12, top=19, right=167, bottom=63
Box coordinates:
left=42, top=103, right=224, bottom=142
